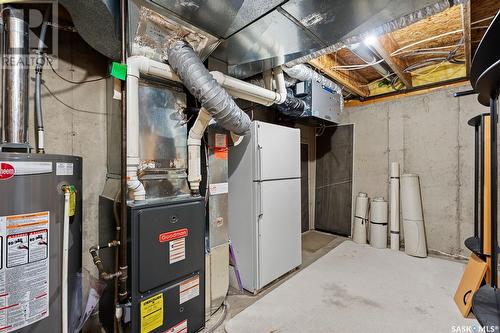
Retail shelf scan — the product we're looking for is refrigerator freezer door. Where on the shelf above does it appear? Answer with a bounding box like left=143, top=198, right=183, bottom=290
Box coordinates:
left=254, top=121, right=301, bottom=181
left=257, top=178, right=302, bottom=289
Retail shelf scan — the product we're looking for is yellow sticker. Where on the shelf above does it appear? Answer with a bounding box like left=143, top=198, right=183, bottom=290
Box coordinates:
left=140, top=293, right=163, bottom=333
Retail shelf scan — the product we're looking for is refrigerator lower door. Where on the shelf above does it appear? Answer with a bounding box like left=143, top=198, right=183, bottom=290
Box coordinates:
left=254, top=121, right=301, bottom=181
left=257, top=178, right=302, bottom=289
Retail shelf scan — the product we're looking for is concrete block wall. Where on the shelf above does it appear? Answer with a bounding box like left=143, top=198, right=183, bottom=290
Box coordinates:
left=342, top=84, right=493, bottom=256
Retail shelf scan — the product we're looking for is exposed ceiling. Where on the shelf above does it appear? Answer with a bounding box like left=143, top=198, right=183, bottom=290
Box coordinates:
left=142, top=0, right=441, bottom=78
left=308, top=1, right=500, bottom=102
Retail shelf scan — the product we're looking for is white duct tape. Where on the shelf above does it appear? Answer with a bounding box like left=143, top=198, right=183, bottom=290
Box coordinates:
left=370, top=197, right=388, bottom=249
left=400, top=174, right=427, bottom=257
left=389, top=162, right=400, bottom=251
left=352, top=192, right=369, bottom=244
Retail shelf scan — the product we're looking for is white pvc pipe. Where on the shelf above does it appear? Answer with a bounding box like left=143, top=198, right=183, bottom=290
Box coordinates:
left=126, top=56, right=288, bottom=200
left=370, top=197, right=388, bottom=249
left=273, top=66, right=287, bottom=104
left=62, top=190, right=70, bottom=333
left=400, top=174, right=427, bottom=257
left=187, top=108, right=212, bottom=193
left=352, top=192, right=369, bottom=244
left=389, top=162, right=400, bottom=251
left=211, top=71, right=285, bottom=106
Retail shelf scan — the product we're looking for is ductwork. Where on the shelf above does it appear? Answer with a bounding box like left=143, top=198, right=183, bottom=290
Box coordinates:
left=1, top=7, right=29, bottom=148
left=59, top=0, right=121, bottom=59
left=167, top=41, right=251, bottom=136
left=282, top=64, right=344, bottom=111
left=126, top=46, right=288, bottom=199
left=285, top=0, right=465, bottom=67
left=276, top=89, right=306, bottom=118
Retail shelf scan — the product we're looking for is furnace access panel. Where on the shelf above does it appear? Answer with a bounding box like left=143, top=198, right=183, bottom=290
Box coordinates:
left=128, top=197, right=205, bottom=333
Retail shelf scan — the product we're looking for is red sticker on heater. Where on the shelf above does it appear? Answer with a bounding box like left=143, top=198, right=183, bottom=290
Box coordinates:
left=0, top=163, right=15, bottom=180
left=159, top=228, right=188, bottom=243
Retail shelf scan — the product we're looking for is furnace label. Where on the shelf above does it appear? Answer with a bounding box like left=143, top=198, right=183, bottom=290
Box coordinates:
left=165, top=319, right=187, bottom=333
left=179, top=275, right=199, bottom=304
left=0, top=211, right=50, bottom=332
left=169, top=238, right=186, bottom=264
left=140, top=293, right=163, bottom=333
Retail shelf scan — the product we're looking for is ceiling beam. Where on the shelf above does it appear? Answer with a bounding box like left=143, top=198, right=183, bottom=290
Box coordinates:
left=462, top=1, right=472, bottom=76
left=309, top=55, right=370, bottom=97
left=370, top=34, right=413, bottom=88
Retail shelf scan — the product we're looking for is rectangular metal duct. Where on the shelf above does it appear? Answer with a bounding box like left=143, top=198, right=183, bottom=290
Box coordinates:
left=134, top=0, right=447, bottom=78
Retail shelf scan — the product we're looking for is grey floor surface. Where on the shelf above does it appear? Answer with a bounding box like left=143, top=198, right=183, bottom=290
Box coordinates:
left=207, top=230, right=347, bottom=333
left=207, top=231, right=476, bottom=333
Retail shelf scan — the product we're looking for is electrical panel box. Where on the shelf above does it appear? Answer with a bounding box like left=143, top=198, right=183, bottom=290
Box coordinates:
left=295, top=80, right=341, bottom=123
left=128, top=197, right=205, bottom=333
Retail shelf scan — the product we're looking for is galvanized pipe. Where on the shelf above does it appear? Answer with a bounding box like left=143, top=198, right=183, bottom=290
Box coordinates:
left=2, top=7, right=29, bottom=145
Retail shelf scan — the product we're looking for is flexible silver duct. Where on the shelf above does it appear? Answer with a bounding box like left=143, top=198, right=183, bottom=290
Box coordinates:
left=282, top=64, right=344, bottom=111
left=285, top=0, right=465, bottom=67
left=167, top=41, right=251, bottom=136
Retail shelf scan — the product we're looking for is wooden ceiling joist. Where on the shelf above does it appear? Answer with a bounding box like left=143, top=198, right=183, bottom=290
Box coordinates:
left=309, top=55, right=370, bottom=97
left=462, top=1, right=472, bottom=76
left=370, top=35, right=413, bottom=88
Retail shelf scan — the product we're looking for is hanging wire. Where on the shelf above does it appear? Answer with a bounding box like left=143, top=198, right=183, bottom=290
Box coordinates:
left=390, top=29, right=463, bottom=57
left=330, top=59, right=385, bottom=71
left=46, top=56, right=111, bottom=84
left=470, top=15, right=495, bottom=26
left=42, top=83, right=106, bottom=115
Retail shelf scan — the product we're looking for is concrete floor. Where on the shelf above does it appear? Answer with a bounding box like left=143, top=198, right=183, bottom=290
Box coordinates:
left=223, top=239, right=474, bottom=333
left=208, top=230, right=347, bottom=333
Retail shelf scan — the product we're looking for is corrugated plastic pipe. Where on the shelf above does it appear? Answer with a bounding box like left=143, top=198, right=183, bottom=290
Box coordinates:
left=167, top=41, right=251, bottom=136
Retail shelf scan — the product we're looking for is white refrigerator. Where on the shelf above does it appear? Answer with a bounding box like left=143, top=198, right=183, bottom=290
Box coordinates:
left=228, top=121, right=302, bottom=293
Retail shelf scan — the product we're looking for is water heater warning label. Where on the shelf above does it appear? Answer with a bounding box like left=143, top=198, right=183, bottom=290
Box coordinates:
left=0, top=212, right=49, bottom=332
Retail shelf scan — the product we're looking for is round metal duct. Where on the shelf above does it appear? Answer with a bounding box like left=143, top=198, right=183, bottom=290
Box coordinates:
left=59, top=0, right=121, bottom=60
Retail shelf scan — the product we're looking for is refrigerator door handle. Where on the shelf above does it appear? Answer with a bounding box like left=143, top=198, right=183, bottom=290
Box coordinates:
left=257, top=182, right=263, bottom=218
left=256, top=124, right=263, bottom=181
